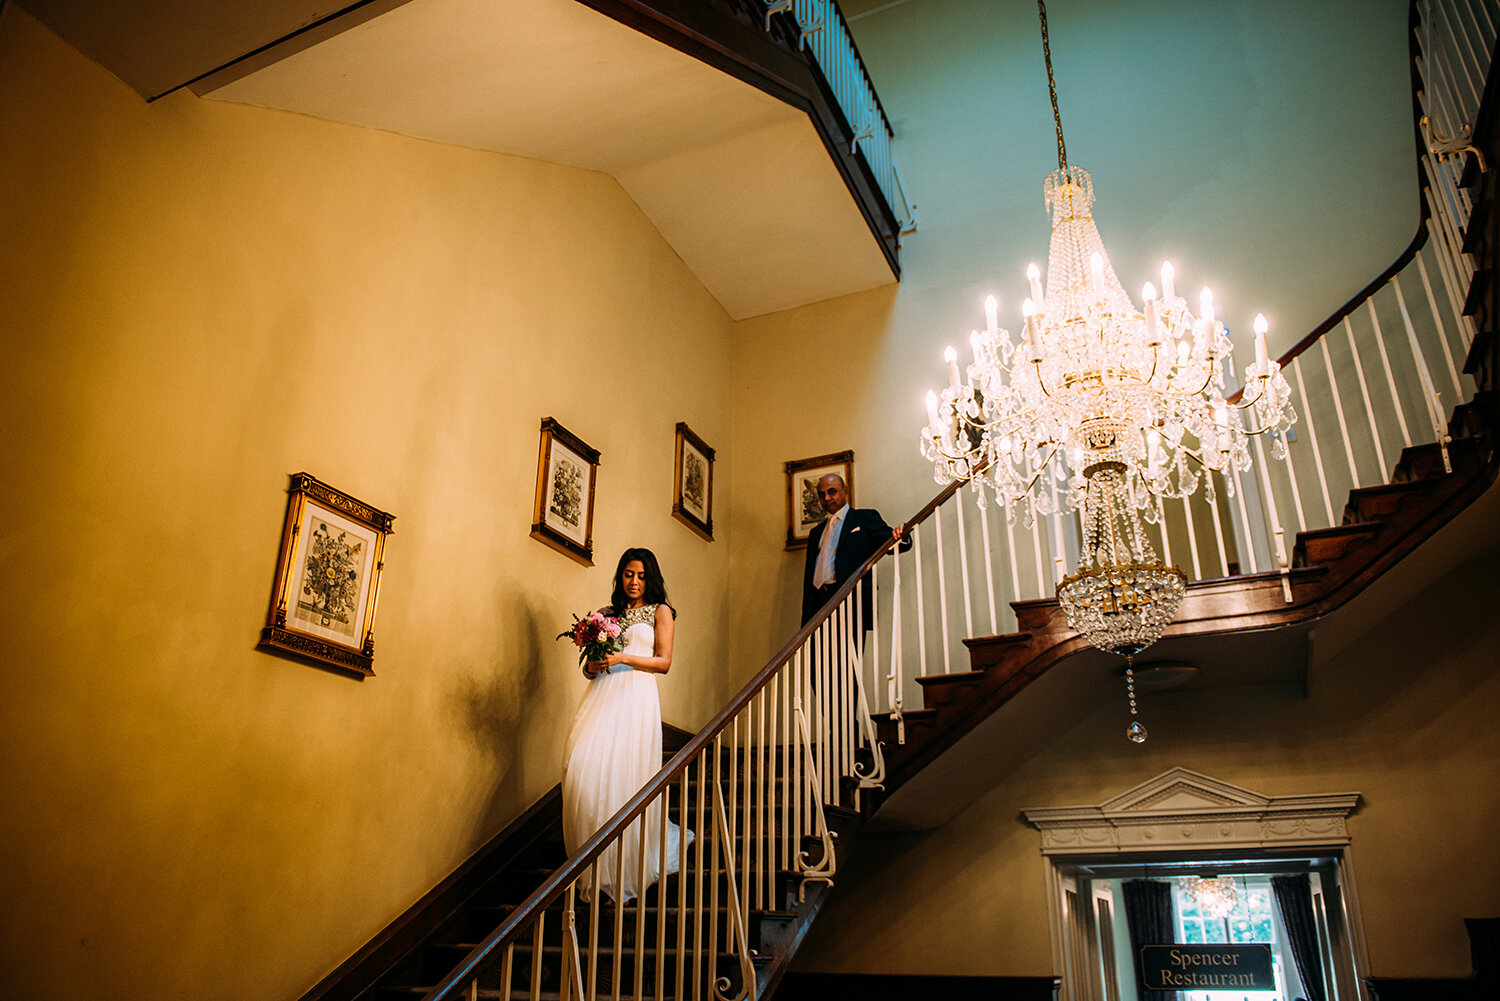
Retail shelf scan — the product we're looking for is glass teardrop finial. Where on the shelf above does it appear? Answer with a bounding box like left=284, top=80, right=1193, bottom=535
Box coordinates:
left=1126, top=720, right=1148, bottom=743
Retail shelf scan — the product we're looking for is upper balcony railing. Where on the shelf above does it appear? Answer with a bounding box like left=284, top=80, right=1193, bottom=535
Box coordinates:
left=766, top=0, right=916, bottom=236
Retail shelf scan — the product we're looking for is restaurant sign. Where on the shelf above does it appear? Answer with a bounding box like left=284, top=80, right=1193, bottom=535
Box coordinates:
left=1140, top=944, right=1275, bottom=991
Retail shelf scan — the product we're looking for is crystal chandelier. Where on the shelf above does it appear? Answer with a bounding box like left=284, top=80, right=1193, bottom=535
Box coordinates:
left=1179, top=876, right=1241, bottom=921
left=919, top=1, right=1296, bottom=742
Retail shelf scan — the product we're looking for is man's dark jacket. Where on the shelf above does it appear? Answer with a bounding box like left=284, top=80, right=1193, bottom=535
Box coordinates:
left=800, top=507, right=908, bottom=625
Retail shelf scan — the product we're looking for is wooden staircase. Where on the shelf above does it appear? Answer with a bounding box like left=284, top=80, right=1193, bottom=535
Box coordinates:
left=303, top=383, right=1497, bottom=1001
left=297, top=4, right=1500, bottom=999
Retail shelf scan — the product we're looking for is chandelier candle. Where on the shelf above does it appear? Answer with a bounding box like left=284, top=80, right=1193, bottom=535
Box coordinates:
left=919, top=0, right=1298, bottom=741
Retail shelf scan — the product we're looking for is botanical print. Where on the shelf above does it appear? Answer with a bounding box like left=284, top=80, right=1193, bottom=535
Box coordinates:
left=683, top=449, right=706, bottom=516
left=800, top=476, right=824, bottom=528
left=549, top=455, right=584, bottom=529
left=294, top=521, right=363, bottom=637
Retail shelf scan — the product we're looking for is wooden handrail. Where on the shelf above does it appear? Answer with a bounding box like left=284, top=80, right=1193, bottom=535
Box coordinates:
left=426, top=474, right=969, bottom=998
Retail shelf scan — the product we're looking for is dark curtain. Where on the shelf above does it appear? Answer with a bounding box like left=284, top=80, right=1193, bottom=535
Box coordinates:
left=1272, top=874, right=1327, bottom=1001
left=1122, top=879, right=1179, bottom=1001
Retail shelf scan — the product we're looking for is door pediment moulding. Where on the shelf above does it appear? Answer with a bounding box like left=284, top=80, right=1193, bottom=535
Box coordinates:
left=1023, top=767, right=1362, bottom=855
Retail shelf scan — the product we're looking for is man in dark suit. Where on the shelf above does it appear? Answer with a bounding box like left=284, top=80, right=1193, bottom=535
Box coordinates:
left=801, top=473, right=908, bottom=626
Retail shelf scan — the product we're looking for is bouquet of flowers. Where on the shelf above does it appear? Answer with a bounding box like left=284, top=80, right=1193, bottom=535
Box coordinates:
left=557, top=610, right=627, bottom=671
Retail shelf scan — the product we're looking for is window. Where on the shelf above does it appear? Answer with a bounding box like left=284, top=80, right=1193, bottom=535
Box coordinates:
left=1171, top=876, right=1303, bottom=1001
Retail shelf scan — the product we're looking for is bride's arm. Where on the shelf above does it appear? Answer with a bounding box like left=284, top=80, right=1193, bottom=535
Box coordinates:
left=595, top=605, right=675, bottom=674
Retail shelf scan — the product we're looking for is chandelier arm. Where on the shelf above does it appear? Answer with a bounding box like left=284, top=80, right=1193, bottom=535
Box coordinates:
left=1032, top=359, right=1059, bottom=399
left=957, top=406, right=1053, bottom=438
left=1145, top=342, right=1164, bottom=385
left=1167, top=358, right=1218, bottom=399
left=1158, top=442, right=1216, bottom=473
left=1232, top=374, right=1270, bottom=410
left=926, top=435, right=984, bottom=464
left=1230, top=414, right=1285, bottom=437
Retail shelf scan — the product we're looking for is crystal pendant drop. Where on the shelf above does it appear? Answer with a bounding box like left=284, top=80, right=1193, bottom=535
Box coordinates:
left=1123, top=658, right=1147, bottom=743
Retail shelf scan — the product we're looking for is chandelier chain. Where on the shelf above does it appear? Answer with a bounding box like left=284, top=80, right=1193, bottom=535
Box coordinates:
left=1037, top=0, right=1067, bottom=172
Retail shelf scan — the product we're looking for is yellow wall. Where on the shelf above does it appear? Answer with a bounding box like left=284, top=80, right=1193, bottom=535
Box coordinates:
left=791, top=547, right=1500, bottom=979
left=0, top=9, right=736, bottom=999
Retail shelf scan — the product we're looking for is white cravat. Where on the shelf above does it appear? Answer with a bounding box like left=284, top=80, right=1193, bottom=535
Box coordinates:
left=812, top=506, right=848, bottom=589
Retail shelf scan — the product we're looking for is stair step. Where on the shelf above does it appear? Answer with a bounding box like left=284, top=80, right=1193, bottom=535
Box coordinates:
left=1341, top=479, right=1438, bottom=524
left=915, top=670, right=986, bottom=708
left=961, top=632, right=1036, bottom=672
left=1292, top=521, right=1383, bottom=568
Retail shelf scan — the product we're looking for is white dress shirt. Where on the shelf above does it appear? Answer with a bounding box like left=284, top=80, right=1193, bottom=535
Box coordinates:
left=812, top=505, right=848, bottom=589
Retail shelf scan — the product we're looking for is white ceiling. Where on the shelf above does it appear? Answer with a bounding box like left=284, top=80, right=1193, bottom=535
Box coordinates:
left=189, top=0, right=897, bottom=319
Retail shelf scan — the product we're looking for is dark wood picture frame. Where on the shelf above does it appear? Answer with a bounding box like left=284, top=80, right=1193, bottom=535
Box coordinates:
left=672, top=422, right=715, bottom=542
left=259, top=472, right=394, bottom=678
left=531, top=417, right=600, bottom=566
left=785, top=450, right=854, bottom=550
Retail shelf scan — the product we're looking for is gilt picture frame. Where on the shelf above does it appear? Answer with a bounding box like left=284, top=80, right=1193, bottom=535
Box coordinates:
left=672, top=422, right=715, bottom=542
left=531, top=417, right=600, bottom=566
left=785, top=450, right=854, bottom=550
left=259, top=473, right=394, bottom=678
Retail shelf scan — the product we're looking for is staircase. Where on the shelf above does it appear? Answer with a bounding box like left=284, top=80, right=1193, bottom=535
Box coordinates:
left=296, top=3, right=1500, bottom=1000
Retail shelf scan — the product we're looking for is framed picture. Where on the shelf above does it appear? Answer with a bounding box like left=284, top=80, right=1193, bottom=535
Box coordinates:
left=259, top=473, right=394, bottom=678
left=531, top=417, right=600, bottom=566
left=672, top=422, right=715, bottom=541
left=785, top=450, right=854, bottom=550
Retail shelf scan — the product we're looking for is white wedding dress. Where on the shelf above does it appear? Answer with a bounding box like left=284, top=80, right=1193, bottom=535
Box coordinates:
left=562, top=604, right=692, bottom=902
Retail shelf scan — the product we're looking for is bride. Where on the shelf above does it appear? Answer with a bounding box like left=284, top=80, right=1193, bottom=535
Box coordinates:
left=562, top=547, right=692, bottom=902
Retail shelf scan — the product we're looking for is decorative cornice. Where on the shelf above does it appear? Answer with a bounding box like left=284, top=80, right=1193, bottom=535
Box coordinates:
left=1023, top=768, right=1361, bottom=855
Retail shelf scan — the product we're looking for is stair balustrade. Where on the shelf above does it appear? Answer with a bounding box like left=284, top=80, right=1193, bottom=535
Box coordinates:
left=415, top=582, right=889, bottom=1000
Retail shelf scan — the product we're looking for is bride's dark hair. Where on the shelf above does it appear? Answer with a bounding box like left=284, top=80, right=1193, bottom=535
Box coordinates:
left=610, top=547, right=674, bottom=616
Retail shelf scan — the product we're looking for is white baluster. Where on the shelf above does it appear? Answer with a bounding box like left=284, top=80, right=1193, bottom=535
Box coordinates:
left=889, top=553, right=905, bottom=745
left=1344, top=316, right=1390, bottom=477
left=954, top=493, right=974, bottom=637
left=1368, top=297, right=1415, bottom=448
left=975, top=495, right=999, bottom=634
left=1291, top=357, right=1335, bottom=526
left=913, top=525, right=930, bottom=678
left=1251, top=432, right=1293, bottom=603
left=1207, top=474, right=1231, bottom=577
left=1229, top=462, right=1261, bottom=574
left=1317, top=336, right=1363, bottom=489
left=1392, top=274, right=1453, bottom=471
left=933, top=509, right=953, bottom=675
left=1424, top=222, right=1478, bottom=351
left=1180, top=494, right=1203, bottom=580
left=1004, top=506, right=1021, bottom=622
left=1413, top=252, right=1466, bottom=396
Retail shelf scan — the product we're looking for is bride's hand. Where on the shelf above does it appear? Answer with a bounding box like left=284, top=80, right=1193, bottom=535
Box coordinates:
left=585, top=653, right=626, bottom=677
